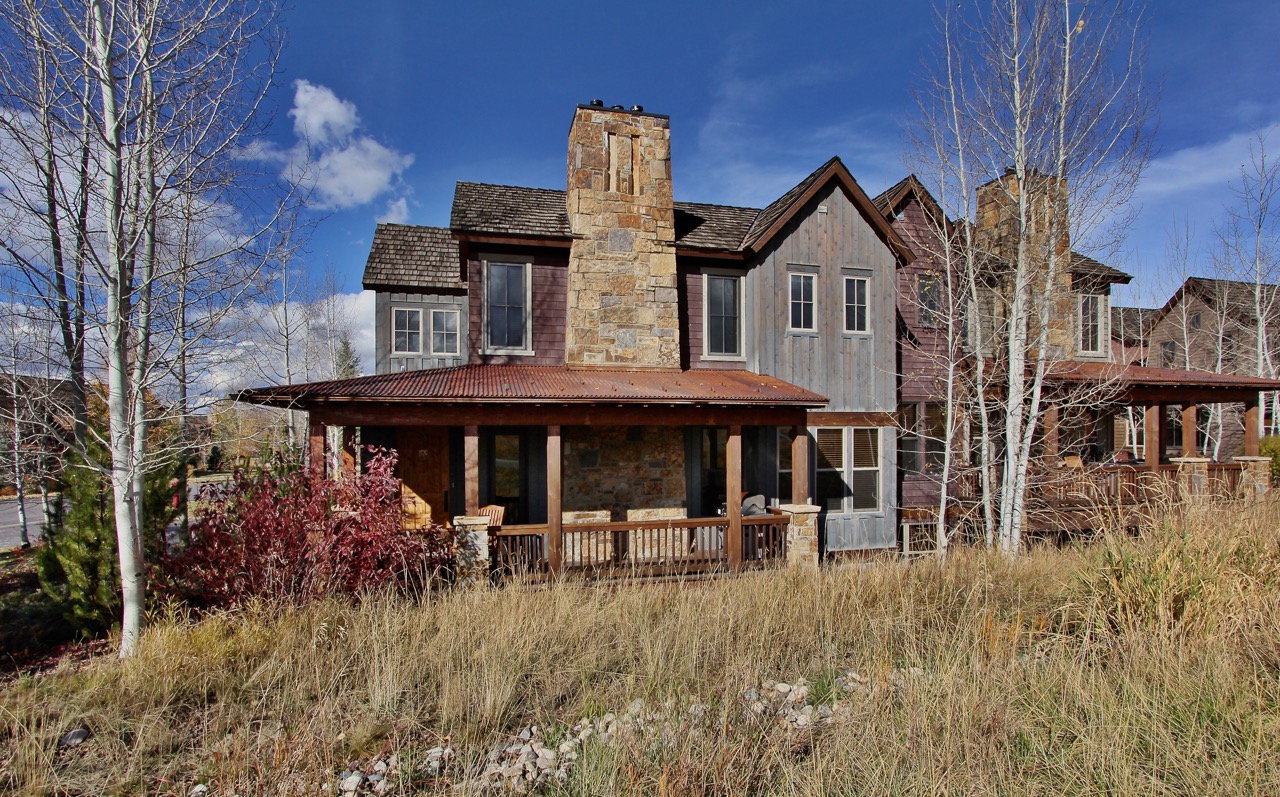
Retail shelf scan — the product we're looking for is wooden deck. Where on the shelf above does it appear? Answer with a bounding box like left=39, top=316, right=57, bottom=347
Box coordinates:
left=954, top=463, right=1254, bottom=534
left=490, top=510, right=790, bottom=583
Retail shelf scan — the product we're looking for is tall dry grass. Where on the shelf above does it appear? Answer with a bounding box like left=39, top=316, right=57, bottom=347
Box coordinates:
left=3, top=498, right=1279, bottom=795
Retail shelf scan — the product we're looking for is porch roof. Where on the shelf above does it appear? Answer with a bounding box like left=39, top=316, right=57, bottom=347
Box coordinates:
left=1045, top=361, right=1280, bottom=403
left=236, top=364, right=828, bottom=422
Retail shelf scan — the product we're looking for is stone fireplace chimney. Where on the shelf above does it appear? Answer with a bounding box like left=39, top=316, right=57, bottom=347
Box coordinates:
left=975, top=169, right=1075, bottom=357
left=564, top=104, right=680, bottom=368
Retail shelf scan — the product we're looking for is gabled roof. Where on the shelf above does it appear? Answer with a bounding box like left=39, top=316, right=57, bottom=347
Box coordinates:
left=446, top=158, right=914, bottom=261
left=237, top=365, right=828, bottom=408
left=362, top=224, right=464, bottom=291
left=1070, top=252, right=1132, bottom=285
left=1150, top=276, right=1280, bottom=329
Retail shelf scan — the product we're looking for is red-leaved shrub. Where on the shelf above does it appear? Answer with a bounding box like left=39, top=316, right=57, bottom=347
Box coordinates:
left=161, top=448, right=455, bottom=608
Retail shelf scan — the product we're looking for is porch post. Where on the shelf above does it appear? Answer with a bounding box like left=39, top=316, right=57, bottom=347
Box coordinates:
left=308, top=416, right=327, bottom=475
left=1042, top=404, right=1060, bottom=457
left=791, top=423, right=810, bottom=504
left=340, top=426, right=358, bottom=476
left=546, top=426, right=563, bottom=576
left=1181, top=404, right=1199, bottom=457
left=1143, top=403, right=1163, bottom=471
left=726, top=424, right=743, bottom=571
left=464, top=425, right=480, bottom=515
left=1244, top=398, right=1261, bottom=457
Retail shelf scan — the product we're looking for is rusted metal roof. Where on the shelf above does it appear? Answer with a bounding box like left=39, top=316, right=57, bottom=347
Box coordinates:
left=1046, top=361, right=1280, bottom=391
left=237, top=365, right=829, bottom=408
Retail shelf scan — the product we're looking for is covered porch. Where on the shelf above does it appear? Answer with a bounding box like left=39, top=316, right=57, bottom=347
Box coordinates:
left=238, top=365, right=828, bottom=580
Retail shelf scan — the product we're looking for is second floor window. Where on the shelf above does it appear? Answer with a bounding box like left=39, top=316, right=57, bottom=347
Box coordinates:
left=430, top=309, right=460, bottom=356
left=1160, top=339, right=1178, bottom=368
left=918, top=274, right=943, bottom=327
left=844, top=276, right=869, bottom=333
left=392, top=308, right=421, bottom=354
left=1078, top=294, right=1104, bottom=354
left=485, top=261, right=529, bottom=352
left=705, top=273, right=742, bottom=358
left=789, top=272, right=815, bottom=331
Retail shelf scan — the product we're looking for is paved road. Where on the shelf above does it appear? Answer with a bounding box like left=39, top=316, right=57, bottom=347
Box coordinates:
left=0, top=497, right=45, bottom=550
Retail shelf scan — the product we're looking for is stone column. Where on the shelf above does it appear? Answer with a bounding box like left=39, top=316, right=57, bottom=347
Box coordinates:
left=452, top=515, right=491, bottom=588
left=1233, top=456, right=1272, bottom=500
left=1169, top=456, right=1210, bottom=497
left=780, top=504, right=821, bottom=571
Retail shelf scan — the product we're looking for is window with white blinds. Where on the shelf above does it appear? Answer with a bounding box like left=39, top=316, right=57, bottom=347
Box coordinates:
left=814, top=427, right=880, bottom=513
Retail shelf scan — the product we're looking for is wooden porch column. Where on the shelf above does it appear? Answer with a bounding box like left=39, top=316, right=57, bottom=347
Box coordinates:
left=1143, top=404, right=1163, bottom=471
left=308, top=417, right=327, bottom=475
left=726, top=425, right=743, bottom=571
left=791, top=424, right=810, bottom=504
left=546, top=426, right=563, bottom=576
left=1244, top=398, right=1261, bottom=457
left=340, top=426, right=358, bottom=475
left=1181, top=404, right=1199, bottom=457
left=1042, top=404, right=1060, bottom=457
left=464, top=425, right=480, bottom=515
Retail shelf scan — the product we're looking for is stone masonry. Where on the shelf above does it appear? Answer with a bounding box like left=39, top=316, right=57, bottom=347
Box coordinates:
left=563, top=426, right=686, bottom=520
left=565, top=105, right=680, bottom=368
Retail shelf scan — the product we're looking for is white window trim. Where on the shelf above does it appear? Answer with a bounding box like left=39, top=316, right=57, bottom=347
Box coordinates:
left=701, top=269, right=746, bottom=361
left=787, top=269, right=817, bottom=334
left=1077, top=293, right=1108, bottom=356
left=813, top=425, right=882, bottom=515
left=390, top=306, right=422, bottom=355
left=843, top=275, right=871, bottom=335
left=482, top=258, right=534, bottom=355
left=429, top=308, right=461, bottom=357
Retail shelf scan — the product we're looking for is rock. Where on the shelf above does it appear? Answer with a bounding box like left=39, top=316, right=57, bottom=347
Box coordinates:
left=188, top=786, right=209, bottom=797
left=373, top=760, right=388, bottom=774
left=774, top=682, right=792, bottom=695
left=339, top=772, right=363, bottom=793
left=57, top=727, right=90, bottom=748
left=817, top=705, right=834, bottom=719
left=517, top=726, right=534, bottom=741
left=372, top=780, right=389, bottom=795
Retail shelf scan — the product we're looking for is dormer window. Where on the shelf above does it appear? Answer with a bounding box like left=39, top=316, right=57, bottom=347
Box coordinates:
left=392, top=308, right=422, bottom=355
left=484, top=260, right=532, bottom=354
left=1078, top=294, right=1106, bottom=355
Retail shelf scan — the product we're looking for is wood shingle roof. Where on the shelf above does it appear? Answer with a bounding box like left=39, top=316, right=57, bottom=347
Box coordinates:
left=362, top=224, right=463, bottom=291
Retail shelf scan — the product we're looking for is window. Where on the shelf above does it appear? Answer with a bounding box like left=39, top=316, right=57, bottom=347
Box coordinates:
left=705, top=273, right=742, bottom=358
left=485, top=261, right=530, bottom=352
left=815, top=427, right=880, bottom=513
left=392, top=308, right=421, bottom=355
left=789, top=272, right=815, bottom=331
left=430, top=308, right=459, bottom=356
left=899, top=405, right=922, bottom=474
left=1160, top=340, right=1178, bottom=368
left=1189, top=311, right=1201, bottom=331
left=918, top=274, right=943, bottom=327
left=1078, top=294, right=1104, bottom=354
left=844, top=276, right=869, bottom=333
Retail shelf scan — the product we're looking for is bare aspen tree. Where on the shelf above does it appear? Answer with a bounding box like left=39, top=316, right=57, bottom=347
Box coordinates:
left=913, top=0, right=1153, bottom=553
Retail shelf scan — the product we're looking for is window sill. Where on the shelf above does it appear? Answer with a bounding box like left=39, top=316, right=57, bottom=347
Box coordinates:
left=483, top=349, right=536, bottom=357
left=786, top=330, right=818, bottom=338
left=702, top=354, right=746, bottom=362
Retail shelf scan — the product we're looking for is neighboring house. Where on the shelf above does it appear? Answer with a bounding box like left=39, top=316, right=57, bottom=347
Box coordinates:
left=239, top=102, right=1280, bottom=564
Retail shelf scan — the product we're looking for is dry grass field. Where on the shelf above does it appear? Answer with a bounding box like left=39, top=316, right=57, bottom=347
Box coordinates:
left=3, top=498, right=1279, bottom=795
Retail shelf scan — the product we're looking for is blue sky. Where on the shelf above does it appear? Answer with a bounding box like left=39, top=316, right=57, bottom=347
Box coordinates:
left=262, top=0, right=1280, bottom=364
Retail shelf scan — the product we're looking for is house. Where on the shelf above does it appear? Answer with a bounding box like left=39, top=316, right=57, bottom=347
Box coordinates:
left=239, top=102, right=1280, bottom=568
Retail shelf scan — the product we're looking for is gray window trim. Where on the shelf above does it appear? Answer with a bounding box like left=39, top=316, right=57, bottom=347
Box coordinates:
left=482, top=257, right=534, bottom=355
left=702, top=268, right=746, bottom=361
left=391, top=306, right=422, bottom=355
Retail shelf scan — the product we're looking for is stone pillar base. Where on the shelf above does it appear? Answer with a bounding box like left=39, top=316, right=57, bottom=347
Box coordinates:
left=452, top=515, right=491, bottom=587
left=1169, top=457, right=1210, bottom=497
left=779, top=504, right=821, bottom=571
left=1233, top=456, right=1272, bottom=500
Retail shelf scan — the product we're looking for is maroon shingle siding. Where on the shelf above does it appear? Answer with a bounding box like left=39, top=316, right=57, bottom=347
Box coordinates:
left=466, top=247, right=568, bottom=366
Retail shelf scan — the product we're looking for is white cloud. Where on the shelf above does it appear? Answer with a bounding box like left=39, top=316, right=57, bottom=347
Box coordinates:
left=264, top=80, right=414, bottom=213
left=377, top=196, right=410, bottom=224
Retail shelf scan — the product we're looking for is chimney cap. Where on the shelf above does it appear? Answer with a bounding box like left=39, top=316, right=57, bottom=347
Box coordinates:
left=610, top=104, right=624, bottom=110
left=630, top=104, right=644, bottom=112
left=588, top=99, right=604, bottom=107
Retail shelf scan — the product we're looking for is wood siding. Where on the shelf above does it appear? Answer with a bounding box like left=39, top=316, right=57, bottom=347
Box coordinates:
left=375, top=291, right=468, bottom=374
left=679, top=258, right=749, bottom=369
left=466, top=245, right=568, bottom=366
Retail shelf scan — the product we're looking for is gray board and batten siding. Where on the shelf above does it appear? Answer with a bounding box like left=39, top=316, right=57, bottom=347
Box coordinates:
left=375, top=291, right=467, bottom=374
left=745, top=180, right=899, bottom=551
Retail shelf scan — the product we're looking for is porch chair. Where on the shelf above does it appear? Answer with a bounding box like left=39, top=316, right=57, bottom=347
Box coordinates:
left=479, top=504, right=505, bottom=529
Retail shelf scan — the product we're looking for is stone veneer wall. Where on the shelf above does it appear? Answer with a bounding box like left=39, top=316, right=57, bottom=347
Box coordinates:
left=562, top=426, right=686, bottom=520
left=976, top=171, right=1075, bottom=359
left=565, top=106, right=680, bottom=368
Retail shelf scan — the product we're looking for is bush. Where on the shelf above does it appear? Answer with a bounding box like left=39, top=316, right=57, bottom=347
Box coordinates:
left=162, top=448, right=455, bottom=608
left=1259, top=434, right=1280, bottom=481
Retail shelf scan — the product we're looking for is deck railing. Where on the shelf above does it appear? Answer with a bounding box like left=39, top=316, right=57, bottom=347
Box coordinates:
left=490, top=510, right=790, bottom=583
left=953, top=462, right=1250, bottom=507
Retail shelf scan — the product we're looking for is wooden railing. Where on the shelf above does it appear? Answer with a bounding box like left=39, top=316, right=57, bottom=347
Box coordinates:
left=489, top=511, right=790, bottom=582
left=953, top=462, right=1250, bottom=506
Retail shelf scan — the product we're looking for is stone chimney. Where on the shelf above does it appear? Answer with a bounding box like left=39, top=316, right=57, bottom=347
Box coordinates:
left=975, top=169, right=1075, bottom=357
left=564, top=103, right=680, bottom=368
